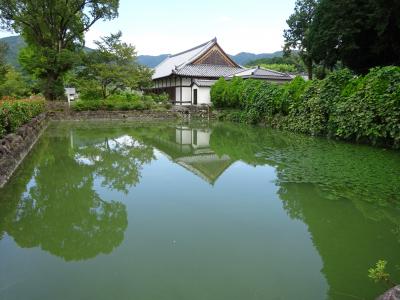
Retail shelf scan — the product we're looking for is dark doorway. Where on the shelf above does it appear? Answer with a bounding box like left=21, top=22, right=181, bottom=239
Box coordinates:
left=193, top=89, right=198, bottom=105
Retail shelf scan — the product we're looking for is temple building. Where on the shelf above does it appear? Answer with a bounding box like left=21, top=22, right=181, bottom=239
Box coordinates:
left=151, top=38, right=243, bottom=105
left=151, top=38, right=292, bottom=106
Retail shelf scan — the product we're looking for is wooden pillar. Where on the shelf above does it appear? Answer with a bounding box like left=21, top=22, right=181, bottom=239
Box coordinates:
left=180, top=77, right=182, bottom=104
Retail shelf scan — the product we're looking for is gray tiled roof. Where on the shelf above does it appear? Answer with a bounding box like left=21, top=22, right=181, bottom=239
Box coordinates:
left=192, top=79, right=217, bottom=87
left=152, top=38, right=243, bottom=80
left=174, top=64, right=243, bottom=78
left=152, top=39, right=216, bottom=80
left=227, top=66, right=292, bottom=81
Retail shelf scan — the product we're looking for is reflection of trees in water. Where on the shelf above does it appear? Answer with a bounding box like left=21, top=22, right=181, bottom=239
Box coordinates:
left=0, top=128, right=156, bottom=261
left=74, top=133, right=155, bottom=194
left=210, top=122, right=400, bottom=211
left=211, top=121, right=400, bottom=243
left=278, top=182, right=400, bottom=299
left=209, top=121, right=400, bottom=299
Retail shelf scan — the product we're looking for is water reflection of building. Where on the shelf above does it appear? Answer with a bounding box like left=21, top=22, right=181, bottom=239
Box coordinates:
left=66, top=123, right=235, bottom=185
left=150, top=125, right=234, bottom=185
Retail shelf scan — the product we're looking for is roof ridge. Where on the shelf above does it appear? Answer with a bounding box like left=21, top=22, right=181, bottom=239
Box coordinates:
left=175, top=39, right=217, bottom=70
left=170, top=38, right=216, bottom=58
left=258, top=66, right=287, bottom=76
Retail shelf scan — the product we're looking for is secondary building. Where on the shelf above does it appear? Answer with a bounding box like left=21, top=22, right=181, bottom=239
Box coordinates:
left=226, top=66, right=292, bottom=83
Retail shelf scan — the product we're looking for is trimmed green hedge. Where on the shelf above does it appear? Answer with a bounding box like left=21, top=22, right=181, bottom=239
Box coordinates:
left=72, top=92, right=171, bottom=111
left=0, top=98, right=45, bottom=138
left=212, top=67, right=400, bottom=148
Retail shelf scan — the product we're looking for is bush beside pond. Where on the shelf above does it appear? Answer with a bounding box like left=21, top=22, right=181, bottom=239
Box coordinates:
left=72, top=92, right=171, bottom=112
left=0, top=97, right=45, bottom=138
left=212, top=66, right=400, bottom=148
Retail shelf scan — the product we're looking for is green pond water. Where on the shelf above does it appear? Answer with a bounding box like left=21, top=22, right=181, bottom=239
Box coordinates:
left=0, top=120, right=399, bottom=300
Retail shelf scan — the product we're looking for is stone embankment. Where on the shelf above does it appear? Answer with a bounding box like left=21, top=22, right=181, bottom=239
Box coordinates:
left=377, top=285, right=400, bottom=300
left=0, top=113, right=47, bottom=187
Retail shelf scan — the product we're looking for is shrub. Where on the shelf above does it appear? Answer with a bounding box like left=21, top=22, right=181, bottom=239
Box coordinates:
left=213, top=66, right=400, bottom=148
left=0, top=98, right=45, bottom=138
left=279, top=76, right=309, bottom=115
left=211, top=78, right=229, bottom=108
left=332, top=66, right=400, bottom=146
left=225, top=77, right=244, bottom=108
left=260, top=63, right=297, bottom=73
left=150, top=92, right=169, bottom=104
left=72, top=92, right=168, bottom=112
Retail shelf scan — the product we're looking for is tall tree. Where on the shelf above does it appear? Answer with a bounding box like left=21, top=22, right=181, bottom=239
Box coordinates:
left=309, top=0, right=400, bottom=74
left=131, top=65, right=154, bottom=91
left=283, top=0, right=317, bottom=79
left=0, top=42, right=9, bottom=84
left=78, top=31, right=138, bottom=98
left=0, top=0, right=119, bottom=100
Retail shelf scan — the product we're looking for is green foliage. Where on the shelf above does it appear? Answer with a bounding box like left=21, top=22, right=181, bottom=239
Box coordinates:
left=309, top=0, right=400, bottom=74
left=0, top=98, right=45, bottom=138
left=240, top=80, right=284, bottom=124
left=0, top=67, right=31, bottom=98
left=210, top=78, right=229, bottom=108
left=279, top=76, right=310, bottom=115
left=283, top=0, right=317, bottom=79
left=285, top=69, right=354, bottom=136
left=225, top=77, right=244, bottom=108
left=331, top=67, right=400, bottom=146
left=148, top=92, right=169, bottom=104
left=213, top=66, right=400, bottom=148
left=247, top=54, right=305, bottom=73
left=368, top=260, right=395, bottom=286
left=72, top=92, right=171, bottom=112
left=73, top=32, right=152, bottom=99
left=0, top=41, right=8, bottom=83
left=259, top=64, right=297, bottom=73
left=0, top=0, right=119, bottom=100
left=132, top=66, right=154, bottom=90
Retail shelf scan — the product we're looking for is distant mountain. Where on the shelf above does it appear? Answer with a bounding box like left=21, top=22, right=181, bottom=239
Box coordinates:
left=137, top=52, right=284, bottom=68
left=137, top=54, right=169, bottom=68
left=0, top=35, right=25, bottom=69
left=0, top=35, right=283, bottom=69
left=230, top=51, right=284, bottom=66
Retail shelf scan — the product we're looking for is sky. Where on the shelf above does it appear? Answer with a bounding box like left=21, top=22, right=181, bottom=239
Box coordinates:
left=0, top=0, right=296, bottom=56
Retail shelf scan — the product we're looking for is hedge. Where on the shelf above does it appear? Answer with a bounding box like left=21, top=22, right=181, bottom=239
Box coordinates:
left=72, top=92, right=171, bottom=111
left=0, top=97, right=45, bottom=139
left=211, top=66, right=400, bottom=148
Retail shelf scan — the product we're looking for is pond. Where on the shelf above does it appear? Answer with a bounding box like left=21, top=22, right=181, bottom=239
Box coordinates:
left=0, top=120, right=399, bottom=300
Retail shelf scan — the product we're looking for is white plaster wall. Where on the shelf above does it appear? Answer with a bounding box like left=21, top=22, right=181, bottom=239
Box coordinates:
left=193, top=130, right=210, bottom=148
left=182, top=87, right=192, bottom=104
left=175, top=87, right=191, bottom=105
left=192, top=86, right=211, bottom=105
left=175, top=87, right=180, bottom=103
left=176, top=128, right=192, bottom=144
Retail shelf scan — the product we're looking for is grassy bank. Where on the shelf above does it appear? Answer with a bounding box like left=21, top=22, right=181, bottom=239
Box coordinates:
left=212, top=66, right=400, bottom=148
left=0, top=97, right=45, bottom=138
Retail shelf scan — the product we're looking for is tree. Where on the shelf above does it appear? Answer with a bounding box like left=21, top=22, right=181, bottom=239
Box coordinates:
left=283, top=0, right=317, bottom=79
left=0, top=42, right=8, bottom=84
left=0, top=66, right=30, bottom=98
left=78, top=31, right=139, bottom=98
left=246, top=53, right=305, bottom=73
left=309, top=0, right=400, bottom=74
left=131, top=65, right=154, bottom=91
left=0, top=0, right=119, bottom=100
